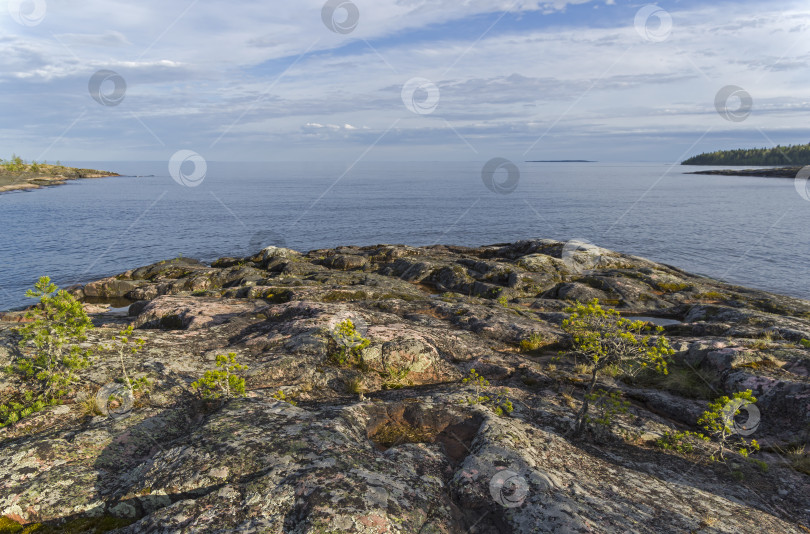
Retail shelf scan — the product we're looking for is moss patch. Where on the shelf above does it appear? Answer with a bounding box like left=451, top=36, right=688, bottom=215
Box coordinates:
left=656, top=282, right=691, bottom=293
left=625, top=365, right=717, bottom=400
left=320, top=290, right=369, bottom=302
left=695, top=291, right=726, bottom=301
left=0, top=516, right=136, bottom=534
left=370, top=421, right=438, bottom=449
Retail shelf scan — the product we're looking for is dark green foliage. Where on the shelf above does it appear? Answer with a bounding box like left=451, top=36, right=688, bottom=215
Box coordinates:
left=682, top=143, right=810, bottom=166
left=0, top=276, right=93, bottom=428
left=14, top=277, right=94, bottom=398
left=2, top=277, right=93, bottom=428
left=0, top=391, right=56, bottom=429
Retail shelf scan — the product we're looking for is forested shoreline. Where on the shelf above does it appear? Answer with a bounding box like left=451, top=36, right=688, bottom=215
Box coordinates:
left=682, top=143, right=810, bottom=165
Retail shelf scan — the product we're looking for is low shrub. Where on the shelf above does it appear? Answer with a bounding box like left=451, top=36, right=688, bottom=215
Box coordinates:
left=191, top=353, right=248, bottom=401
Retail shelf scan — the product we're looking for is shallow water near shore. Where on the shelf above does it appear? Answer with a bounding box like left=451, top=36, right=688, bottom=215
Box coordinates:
left=1, top=161, right=808, bottom=310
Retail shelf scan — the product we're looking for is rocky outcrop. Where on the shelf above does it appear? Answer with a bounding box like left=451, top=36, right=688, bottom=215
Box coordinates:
left=0, top=164, right=120, bottom=194
left=1, top=239, right=809, bottom=532
left=686, top=167, right=802, bottom=178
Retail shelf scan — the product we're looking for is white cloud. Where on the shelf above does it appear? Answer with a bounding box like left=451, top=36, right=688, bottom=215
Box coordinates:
left=0, top=0, right=809, bottom=161
left=55, top=30, right=132, bottom=48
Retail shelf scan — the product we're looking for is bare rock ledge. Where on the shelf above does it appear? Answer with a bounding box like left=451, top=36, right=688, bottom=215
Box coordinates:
left=1, top=239, right=808, bottom=533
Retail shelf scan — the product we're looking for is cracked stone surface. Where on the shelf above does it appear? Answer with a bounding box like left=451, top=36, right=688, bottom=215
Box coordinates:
left=1, top=239, right=808, bottom=532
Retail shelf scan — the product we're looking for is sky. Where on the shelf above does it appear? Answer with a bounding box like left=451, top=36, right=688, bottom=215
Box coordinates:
left=1, top=0, right=809, bottom=163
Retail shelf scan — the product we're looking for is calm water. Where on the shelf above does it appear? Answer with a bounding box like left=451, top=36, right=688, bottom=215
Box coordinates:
left=1, top=161, right=808, bottom=310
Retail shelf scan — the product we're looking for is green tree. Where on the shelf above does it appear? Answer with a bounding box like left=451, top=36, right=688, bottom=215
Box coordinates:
left=106, top=325, right=149, bottom=395
left=698, top=390, right=761, bottom=461
left=562, top=299, right=673, bottom=434
left=191, top=352, right=248, bottom=401
left=461, top=368, right=514, bottom=416
left=682, top=142, right=810, bottom=166
left=583, top=388, right=630, bottom=429
left=13, top=276, right=93, bottom=399
left=330, top=319, right=370, bottom=366
left=1, top=277, right=93, bottom=427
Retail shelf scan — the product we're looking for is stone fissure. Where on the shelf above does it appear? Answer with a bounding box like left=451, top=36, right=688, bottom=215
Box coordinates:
left=0, top=240, right=808, bottom=532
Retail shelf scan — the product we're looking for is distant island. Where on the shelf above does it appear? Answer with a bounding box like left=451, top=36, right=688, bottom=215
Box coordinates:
left=525, top=159, right=596, bottom=163
left=0, top=155, right=119, bottom=193
left=682, top=142, right=810, bottom=166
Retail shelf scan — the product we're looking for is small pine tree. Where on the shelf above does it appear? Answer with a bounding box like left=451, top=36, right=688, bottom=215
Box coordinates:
left=106, top=325, right=149, bottom=395
left=191, top=353, right=248, bottom=401
left=461, top=369, right=514, bottom=417
left=698, top=390, right=761, bottom=461
left=330, top=319, right=370, bottom=366
left=562, top=299, right=673, bottom=434
left=14, top=277, right=94, bottom=399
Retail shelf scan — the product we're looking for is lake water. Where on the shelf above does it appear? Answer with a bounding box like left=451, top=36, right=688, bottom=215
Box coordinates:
left=1, top=161, right=808, bottom=311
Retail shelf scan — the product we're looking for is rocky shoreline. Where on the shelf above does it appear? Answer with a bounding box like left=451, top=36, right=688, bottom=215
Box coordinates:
left=0, top=165, right=119, bottom=193
left=685, top=166, right=803, bottom=178
left=1, top=239, right=809, bottom=532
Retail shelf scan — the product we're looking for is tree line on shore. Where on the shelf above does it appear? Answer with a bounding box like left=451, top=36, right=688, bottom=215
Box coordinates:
left=682, top=143, right=810, bottom=166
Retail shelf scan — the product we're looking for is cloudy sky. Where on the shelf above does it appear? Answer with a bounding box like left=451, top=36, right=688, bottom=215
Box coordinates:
left=1, top=0, right=809, bottom=163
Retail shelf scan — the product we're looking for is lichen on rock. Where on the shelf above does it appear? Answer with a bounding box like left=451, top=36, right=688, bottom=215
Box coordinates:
left=1, top=239, right=808, bottom=532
